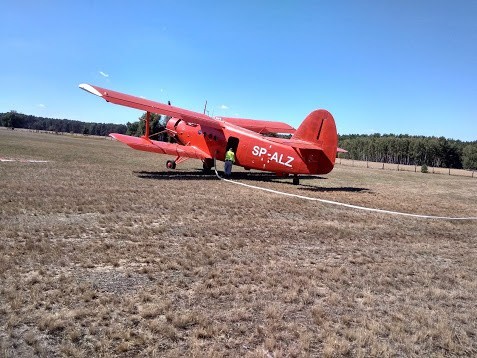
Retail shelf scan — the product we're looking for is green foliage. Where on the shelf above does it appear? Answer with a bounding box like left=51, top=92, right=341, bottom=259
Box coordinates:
left=126, top=121, right=140, bottom=136
left=0, top=111, right=127, bottom=136
left=462, top=143, right=477, bottom=170
left=338, top=133, right=472, bottom=169
left=0, top=110, right=172, bottom=141
left=421, top=164, right=428, bottom=173
left=126, top=113, right=169, bottom=141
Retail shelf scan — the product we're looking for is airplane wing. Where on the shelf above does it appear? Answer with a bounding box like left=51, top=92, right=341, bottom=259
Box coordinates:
left=219, top=117, right=296, bottom=134
left=79, top=84, right=223, bottom=130
left=110, top=133, right=212, bottom=160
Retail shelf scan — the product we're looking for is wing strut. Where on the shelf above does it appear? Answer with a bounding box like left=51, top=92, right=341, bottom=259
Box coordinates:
left=144, top=112, right=151, bottom=139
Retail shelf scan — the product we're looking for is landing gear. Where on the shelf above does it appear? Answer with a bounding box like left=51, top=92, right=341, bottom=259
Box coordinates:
left=166, top=160, right=176, bottom=169
left=293, top=175, right=300, bottom=185
left=202, top=158, right=214, bottom=173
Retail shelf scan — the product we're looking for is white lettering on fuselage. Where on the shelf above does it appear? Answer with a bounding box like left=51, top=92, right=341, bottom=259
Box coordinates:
left=252, top=145, right=294, bottom=168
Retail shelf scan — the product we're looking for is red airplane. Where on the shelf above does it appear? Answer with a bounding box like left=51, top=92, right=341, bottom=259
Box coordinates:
left=79, top=84, right=345, bottom=185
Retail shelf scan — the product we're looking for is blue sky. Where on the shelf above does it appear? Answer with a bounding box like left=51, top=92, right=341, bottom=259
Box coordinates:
left=1, top=1, right=475, bottom=141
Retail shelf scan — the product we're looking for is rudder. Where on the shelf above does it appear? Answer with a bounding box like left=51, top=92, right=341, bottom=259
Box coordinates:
left=292, top=109, right=338, bottom=170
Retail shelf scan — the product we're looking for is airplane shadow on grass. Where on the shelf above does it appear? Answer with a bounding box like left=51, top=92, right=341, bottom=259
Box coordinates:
left=298, top=185, right=370, bottom=193
left=136, top=170, right=218, bottom=181
left=135, top=170, right=319, bottom=182
left=135, top=170, right=370, bottom=193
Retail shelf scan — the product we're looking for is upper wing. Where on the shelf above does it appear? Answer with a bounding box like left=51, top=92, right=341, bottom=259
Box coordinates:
left=79, top=84, right=223, bottom=130
left=110, top=133, right=211, bottom=160
left=219, top=117, right=296, bottom=134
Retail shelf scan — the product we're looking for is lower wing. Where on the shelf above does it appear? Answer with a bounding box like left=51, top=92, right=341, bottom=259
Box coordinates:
left=110, top=134, right=211, bottom=160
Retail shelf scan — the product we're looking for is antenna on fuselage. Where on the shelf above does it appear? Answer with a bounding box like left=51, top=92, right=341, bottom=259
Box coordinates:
left=203, top=100, right=208, bottom=115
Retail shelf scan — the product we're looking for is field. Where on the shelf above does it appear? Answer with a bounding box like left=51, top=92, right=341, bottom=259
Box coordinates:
left=337, top=158, right=476, bottom=178
left=1, top=128, right=476, bottom=357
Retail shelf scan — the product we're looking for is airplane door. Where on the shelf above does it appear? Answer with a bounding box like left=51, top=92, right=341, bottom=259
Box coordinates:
left=226, top=137, right=239, bottom=153
left=226, top=137, right=240, bottom=164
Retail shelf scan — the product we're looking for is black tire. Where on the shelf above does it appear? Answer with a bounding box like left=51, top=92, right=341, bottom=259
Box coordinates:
left=202, top=162, right=211, bottom=173
left=293, top=176, right=300, bottom=185
left=202, top=159, right=214, bottom=173
left=166, top=160, right=176, bottom=169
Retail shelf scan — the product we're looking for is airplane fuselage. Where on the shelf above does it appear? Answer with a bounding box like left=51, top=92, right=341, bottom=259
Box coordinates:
left=169, top=117, right=334, bottom=175
left=79, top=83, right=338, bottom=179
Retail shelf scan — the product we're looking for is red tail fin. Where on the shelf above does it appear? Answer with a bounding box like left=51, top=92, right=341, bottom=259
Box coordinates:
left=292, top=109, right=338, bottom=173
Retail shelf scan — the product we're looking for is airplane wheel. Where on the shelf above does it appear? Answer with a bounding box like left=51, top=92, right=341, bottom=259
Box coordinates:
left=202, top=162, right=211, bottom=173
left=293, top=175, right=300, bottom=185
left=202, top=159, right=213, bottom=173
left=166, top=160, right=176, bottom=169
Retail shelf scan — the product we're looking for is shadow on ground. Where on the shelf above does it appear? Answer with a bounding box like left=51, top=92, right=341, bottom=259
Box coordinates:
left=134, top=170, right=369, bottom=193
left=135, top=170, right=324, bottom=181
left=135, top=170, right=218, bottom=181
left=298, top=185, right=370, bottom=193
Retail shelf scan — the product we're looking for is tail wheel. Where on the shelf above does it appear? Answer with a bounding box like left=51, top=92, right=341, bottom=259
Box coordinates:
left=293, top=175, right=300, bottom=185
left=166, top=160, right=176, bottom=169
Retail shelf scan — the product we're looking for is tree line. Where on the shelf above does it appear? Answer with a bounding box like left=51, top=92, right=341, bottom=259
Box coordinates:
left=2, top=110, right=476, bottom=170
left=0, top=111, right=127, bottom=136
left=338, top=134, right=477, bottom=170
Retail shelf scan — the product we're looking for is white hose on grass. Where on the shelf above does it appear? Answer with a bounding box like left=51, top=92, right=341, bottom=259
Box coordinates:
left=213, top=164, right=477, bottom=221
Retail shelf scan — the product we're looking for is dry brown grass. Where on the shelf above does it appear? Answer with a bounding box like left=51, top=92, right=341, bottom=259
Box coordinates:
left=338, top=157, right=477, bottom=178
left=1, top=128, right=476, bottom=357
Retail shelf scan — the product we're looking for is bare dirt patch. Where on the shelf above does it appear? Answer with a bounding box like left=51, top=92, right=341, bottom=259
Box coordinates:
left=1, top=129, right=476, bottom=357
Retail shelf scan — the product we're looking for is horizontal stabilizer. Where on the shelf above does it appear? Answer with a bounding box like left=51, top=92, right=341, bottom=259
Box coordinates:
left=267, top=137, right=324, bottom=150
left=269, top=137, right=347, bottom=155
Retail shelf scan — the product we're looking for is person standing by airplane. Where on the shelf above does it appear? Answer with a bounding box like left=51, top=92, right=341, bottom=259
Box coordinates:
left=224, top=148, right=235, bottom=177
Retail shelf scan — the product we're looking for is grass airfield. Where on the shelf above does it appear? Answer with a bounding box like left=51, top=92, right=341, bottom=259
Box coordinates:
left=1, top=128, right=476, bottom=357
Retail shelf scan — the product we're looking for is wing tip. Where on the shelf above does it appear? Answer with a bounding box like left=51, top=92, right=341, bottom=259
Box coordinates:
left=79, top=83, right=103, bottom=97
